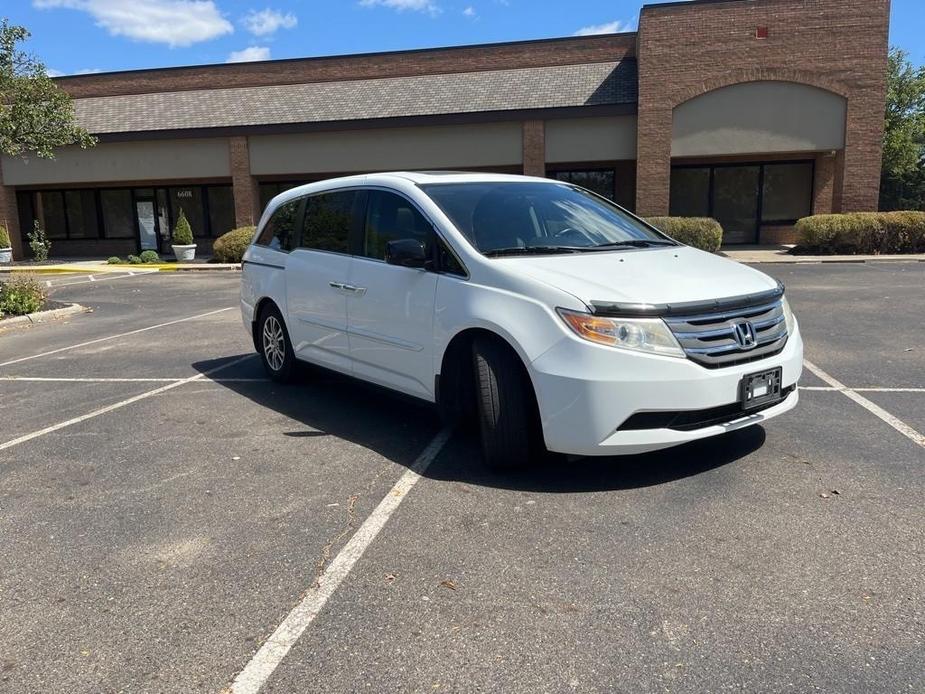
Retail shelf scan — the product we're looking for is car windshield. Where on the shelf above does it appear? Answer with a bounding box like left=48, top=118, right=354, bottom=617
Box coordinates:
left=420, top=181, right=674, bottom=255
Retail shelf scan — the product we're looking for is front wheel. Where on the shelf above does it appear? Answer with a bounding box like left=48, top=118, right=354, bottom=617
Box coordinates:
left=258, top=305, right=296, bottom=382
left=472, top=336, right=540, bottom=470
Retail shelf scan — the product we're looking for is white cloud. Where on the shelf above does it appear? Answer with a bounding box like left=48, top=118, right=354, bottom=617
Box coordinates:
left=462, top=5, right=476, bottom=17
left=359, top=0, right=440, bottom=17
left=574, top=19, right=634, bottom=36
left=46, top=67, right=102, bottom=76
left=33, top=0, right=233, bottom=47
left=46, top=68, right=65, bottom=77
left=227, top=45, right=271, bottom=62
left=241, top=8, right=297, bottom=36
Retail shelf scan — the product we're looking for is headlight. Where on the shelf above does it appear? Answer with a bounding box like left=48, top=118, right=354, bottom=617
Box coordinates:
left=781, top=296, right=797, bottom=334
left=557, top=308, right=685, bottom=358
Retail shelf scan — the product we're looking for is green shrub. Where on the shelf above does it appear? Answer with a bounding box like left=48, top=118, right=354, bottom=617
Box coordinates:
left=107, top=256, right=122, bottom=264
left=127, top=254, right=142, bottom=265
left=28, top=220, right=51, bottom=261
left=212, top=226, right=256, bottom=263
left=794, top=212, right=925, bottom=254
left=139, top=250, right=161, bottom=264
left=0, top=225, right=10, bottom=249
left=172, top=208, right=194, bottom=245
left=0, top=275, right=47, bottom=316
left=645, top=217, right=724, bottom=253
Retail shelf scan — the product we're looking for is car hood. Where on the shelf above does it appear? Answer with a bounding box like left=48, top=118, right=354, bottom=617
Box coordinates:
left=498, top=246, right=779, bottom=308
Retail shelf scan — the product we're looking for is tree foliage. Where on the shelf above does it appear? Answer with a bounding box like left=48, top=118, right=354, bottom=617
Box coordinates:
left=880, top=48, right=925, bottom=211
left=0, top=18, right=96, bottom=159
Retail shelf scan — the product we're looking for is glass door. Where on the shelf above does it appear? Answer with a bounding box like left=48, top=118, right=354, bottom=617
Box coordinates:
left=711, top=166, right=761, bottom=245
left=135, top=200, right=158, bottom=251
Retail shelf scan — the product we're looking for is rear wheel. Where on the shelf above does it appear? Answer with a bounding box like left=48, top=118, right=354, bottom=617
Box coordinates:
left=472, top=336, right=540, bottom=470
left=258, top=305, right=296, bottom=383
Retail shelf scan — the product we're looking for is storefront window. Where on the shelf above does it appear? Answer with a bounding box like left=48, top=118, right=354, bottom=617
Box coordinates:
left=100, top=189, right=135, bottom=239
left=64, top=190, right=100, bottom=239
left=39, top=191, right=67, bottom=239
left=670, top=168, right=711, bottom=217
left=168, top=187, right=205, bottom=238
left=552, top=170, right=615, bottom=200
left=762, top=163, right=814, bottom=222
left=207, top=186, right=235, bottom=238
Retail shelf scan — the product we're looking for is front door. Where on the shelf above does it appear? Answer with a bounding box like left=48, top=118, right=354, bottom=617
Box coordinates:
left=285, top=190, right=361, bottom=376
left=135, top=199, right=159, bottom=251
left=346, top=189, right=438, bottom=401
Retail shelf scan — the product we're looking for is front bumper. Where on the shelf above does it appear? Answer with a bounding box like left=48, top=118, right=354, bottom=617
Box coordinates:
left=529, top=323, right=804, bottom=456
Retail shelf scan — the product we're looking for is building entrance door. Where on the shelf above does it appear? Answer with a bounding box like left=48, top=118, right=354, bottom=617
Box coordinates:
left=712, top=165, right=760, bottom=244
left=136, top=199, right=159, bottom=251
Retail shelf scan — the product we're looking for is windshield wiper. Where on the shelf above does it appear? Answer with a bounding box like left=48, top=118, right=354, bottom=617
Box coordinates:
left=593, top=239, right=677, bottom=249
left=483, top=246, right=585, bottom=257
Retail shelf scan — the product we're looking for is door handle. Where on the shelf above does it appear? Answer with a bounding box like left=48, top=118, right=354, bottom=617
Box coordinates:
left=342, top=284, right=367, bottom=296
left=328, top=281, right=345, bottom=290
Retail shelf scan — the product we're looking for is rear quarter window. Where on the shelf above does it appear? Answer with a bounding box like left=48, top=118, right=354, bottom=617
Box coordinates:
left=256, top=199, right=301, bottom=252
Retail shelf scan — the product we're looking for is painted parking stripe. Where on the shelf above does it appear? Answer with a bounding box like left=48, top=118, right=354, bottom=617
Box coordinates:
left=0, top=355, right=254, bottom=454
left=803, top=359, right=925, bottom=448
left=0, top=307, right=234, bottom=368
left=0, top=376, right=268, bottom=383
left=801, top=386, right=925, bottom=393
left=228, top=427, right=453, bottom=694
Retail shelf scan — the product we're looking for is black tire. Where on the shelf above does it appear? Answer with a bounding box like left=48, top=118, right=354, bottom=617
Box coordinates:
left=472, top=336, right=539, bottom=470
left=257, top=304, right=296, bottom=383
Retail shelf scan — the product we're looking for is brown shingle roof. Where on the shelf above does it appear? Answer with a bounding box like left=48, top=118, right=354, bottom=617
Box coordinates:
left=74, top=60, right=637, bottom=135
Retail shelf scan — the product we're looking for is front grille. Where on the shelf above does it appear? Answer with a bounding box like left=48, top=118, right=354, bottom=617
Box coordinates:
left=619, top=385, right=796, bottom=432
left=663, top=299, right=789, bottom=368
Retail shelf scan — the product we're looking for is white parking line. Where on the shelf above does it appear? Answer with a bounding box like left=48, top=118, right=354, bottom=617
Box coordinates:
left=800, top=386, right=925, bottom=393
left=0, top=355, right=254, bottom=454
left=803, top=360, right=925, bottom=448
left=0, top=307, right=234, bottom=368
left=228, top=427, right=453, bottom=694
left=0, top=376, right=268, bottom=383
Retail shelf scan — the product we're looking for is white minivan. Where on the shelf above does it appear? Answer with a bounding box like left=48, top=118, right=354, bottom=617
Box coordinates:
left=241, top=172, right=802, bottom=469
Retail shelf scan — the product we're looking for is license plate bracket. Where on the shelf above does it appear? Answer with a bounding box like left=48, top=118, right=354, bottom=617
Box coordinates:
left=740, top=367, right=783, bottom=410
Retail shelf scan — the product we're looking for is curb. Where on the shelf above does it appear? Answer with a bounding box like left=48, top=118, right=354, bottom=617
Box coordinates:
left=1, top=263, right=240, bottom=274
left=0, top=302, right=90, bottom=330
left=725, top=256, right=925, bottom=265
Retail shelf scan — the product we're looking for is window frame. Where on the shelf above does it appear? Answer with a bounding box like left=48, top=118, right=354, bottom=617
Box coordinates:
left=669, top=159, right=816, bottom=243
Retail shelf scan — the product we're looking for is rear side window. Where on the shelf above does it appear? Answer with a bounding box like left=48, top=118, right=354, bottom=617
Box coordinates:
left=362, top=190, right=433, bottom=261
left=256, top=199, right=300, bottom=252
left=301, top=191, right=357, bottom=254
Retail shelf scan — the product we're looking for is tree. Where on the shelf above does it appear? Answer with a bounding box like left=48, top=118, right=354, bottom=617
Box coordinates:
left=880, top=48, right=925, bottom=211
left=0, top=18, right=96, bottom=159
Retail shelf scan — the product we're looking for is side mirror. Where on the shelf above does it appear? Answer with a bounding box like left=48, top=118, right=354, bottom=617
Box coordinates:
left=385, top=238, right=428, bottom=268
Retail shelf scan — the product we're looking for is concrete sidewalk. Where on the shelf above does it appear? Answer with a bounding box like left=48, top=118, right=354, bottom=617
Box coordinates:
left=720, top=245, right=925, bottom=264
left=0, top=259, right=240, bottom=274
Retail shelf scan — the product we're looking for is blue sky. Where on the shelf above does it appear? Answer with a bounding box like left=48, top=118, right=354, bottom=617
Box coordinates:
left=4, top=0, right=924, bottom=75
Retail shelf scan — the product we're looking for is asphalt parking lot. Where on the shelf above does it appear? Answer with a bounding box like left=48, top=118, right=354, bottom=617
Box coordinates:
left=0, top=263, right=923, bottom=693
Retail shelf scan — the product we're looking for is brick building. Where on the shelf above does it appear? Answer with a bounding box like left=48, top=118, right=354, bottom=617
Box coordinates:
left=0, top=0, right=890, bottom=258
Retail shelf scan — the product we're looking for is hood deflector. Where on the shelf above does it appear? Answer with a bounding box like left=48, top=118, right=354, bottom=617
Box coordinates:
left=589, top=282, right=785, bottom=318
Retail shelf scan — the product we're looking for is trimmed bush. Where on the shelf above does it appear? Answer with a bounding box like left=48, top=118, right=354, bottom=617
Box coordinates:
left=139, top=250, right=161, bottom=264
left=0, top=225, right=10, bottom=249
left=127, top=254, right=142, bottom=265
left=212, top=226, right=256, bottom=263
left=172, top=208, right=194, bottom=245
left=0, top=275, right=47, bottom=316
left=794, top=212, right=925, bottom=255
left=645, top=217, right=724, bottom=253
left=107, top=256, right=122, bottom=264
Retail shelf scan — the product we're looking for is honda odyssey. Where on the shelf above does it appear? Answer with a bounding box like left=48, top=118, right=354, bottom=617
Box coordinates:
left=240, top=172, right=802, bottom=469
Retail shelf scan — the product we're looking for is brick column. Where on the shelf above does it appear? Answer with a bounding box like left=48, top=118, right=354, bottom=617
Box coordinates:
left=634, top=106, right=672, bottom=217
left=812, top=152, right=837, bottom=215
left=522, top=120, right=546, bottom=177
left=229, top=136, right=261, bottom=227
left=0, top=159, right=23, bottom=260
left=840, top=92, right=886, bottom=212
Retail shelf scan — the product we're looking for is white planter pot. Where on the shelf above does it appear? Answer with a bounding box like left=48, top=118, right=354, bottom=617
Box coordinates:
left=171, top=244, right=197, bottom=262
left=0, top=247, right=12, bottom=264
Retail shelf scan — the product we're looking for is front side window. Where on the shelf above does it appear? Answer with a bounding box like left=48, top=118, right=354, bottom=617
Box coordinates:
left=256, top=199, right=300, bottom=252
left=421, top=182, right=670, bottom=255
left=363, top=190, right=433, bottom=261
left=301, top=191, right=356, bottom=254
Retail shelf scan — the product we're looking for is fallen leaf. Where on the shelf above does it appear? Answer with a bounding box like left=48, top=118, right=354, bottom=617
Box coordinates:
left=439, top=579, right=458, bottom=591
left=819, top=493, right=830, bottom=499
left=831, top=489, right=841, bottom=495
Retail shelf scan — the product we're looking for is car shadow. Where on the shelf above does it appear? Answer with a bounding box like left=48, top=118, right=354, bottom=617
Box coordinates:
left=195, top=354, right=767, bottom=493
